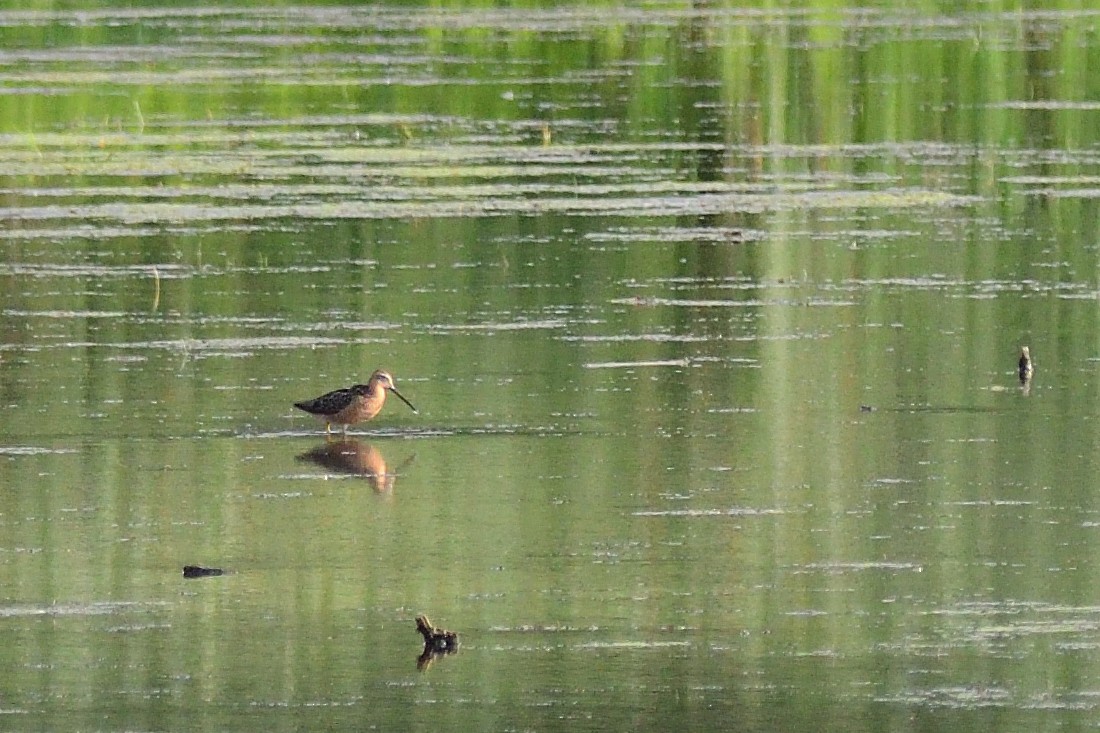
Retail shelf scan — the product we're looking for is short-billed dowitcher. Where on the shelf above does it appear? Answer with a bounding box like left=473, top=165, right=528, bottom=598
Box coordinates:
left=294, top=369, right=417, bottom=433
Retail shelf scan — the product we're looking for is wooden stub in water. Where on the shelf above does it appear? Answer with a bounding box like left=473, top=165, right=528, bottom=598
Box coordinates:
left=1019, top=346, right=1033, bottom=383
left=415, top=615, right=458, bottom=669
left=416, top=615, right=458, bottom=650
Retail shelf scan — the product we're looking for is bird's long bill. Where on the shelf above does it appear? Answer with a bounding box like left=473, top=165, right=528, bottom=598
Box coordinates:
left=390, top=387, right=418, bottom=413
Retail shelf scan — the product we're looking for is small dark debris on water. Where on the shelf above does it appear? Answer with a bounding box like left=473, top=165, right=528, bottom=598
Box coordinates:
left=416, top=614, right=458, bottom=670
left=183, top=565, right=224, bottom=578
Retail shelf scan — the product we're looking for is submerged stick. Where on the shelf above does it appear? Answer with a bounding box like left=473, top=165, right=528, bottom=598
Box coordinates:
left=152, top=265, right=160, bottom=312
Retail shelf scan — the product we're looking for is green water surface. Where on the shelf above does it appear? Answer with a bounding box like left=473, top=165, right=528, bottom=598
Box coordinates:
left=1, top=3, right=1099, bottom=731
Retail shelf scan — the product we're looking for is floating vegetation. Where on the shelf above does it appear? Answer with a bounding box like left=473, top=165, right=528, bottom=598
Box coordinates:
left=0, top=601, right=168, bottom=618
left=0, top=446, right=80, bottom=456
left=428, top=319, right=567, bottom=333
left=0, top=125, right=978, bottom=237
left=584, top=358, right=692, bottom=369
left=632, top=507, right=786, bottom=517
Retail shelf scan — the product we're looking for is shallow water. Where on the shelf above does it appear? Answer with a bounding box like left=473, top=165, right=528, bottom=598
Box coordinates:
left=2, top=3, right=1100, bottom=731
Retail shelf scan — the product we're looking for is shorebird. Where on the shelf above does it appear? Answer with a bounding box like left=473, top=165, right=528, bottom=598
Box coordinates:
left=294, top=369, right=416, bottom=433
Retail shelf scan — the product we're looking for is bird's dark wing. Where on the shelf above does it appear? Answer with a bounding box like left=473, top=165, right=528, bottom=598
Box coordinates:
left=294, top=387, right=356, bottom=416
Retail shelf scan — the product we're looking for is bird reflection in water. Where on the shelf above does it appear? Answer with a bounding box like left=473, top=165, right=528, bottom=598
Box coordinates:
left=296, top=439, right=413, bottom=493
